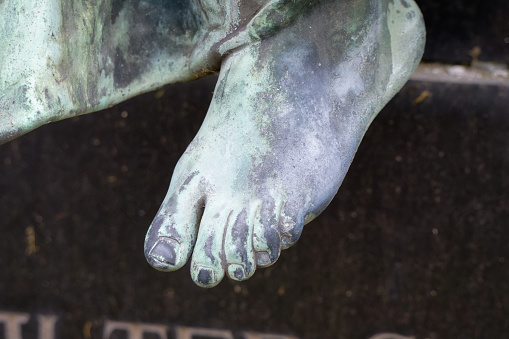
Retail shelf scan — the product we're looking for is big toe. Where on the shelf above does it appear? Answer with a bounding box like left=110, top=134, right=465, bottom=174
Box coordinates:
left=144, top=175, right=204, bottom=271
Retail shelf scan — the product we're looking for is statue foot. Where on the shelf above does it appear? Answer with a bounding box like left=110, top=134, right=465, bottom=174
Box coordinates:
left=0, top=0, right=312, bottom=144
left=144, top=0, right=425, bottom=287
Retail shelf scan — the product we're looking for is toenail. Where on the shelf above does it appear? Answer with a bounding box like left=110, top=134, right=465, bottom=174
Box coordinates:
left=280, top=235, right=293, bottom=248
left=149, top=237, right=180, bottom=267
left=255, top=251, right=271, bottom=267
left=228, top=264, right=245, bottom=280
left=196, top=266, right=215, bottom=285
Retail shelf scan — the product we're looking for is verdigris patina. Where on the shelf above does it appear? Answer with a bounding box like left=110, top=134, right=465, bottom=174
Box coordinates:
left=0, top=0, right=425, bottom=287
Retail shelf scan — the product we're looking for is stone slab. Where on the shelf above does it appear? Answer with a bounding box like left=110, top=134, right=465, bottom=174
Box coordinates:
left=419, top=0, right=509, bottom=63
left=1, top=75, right=508, bottom=338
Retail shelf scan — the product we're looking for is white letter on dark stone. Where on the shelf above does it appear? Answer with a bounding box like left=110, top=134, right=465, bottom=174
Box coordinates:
left=0, top=311, right=30, bottom=339
left=102, top=320, right=168, bottom=339
left=242, top=332, right=299, bottom=339
left=37, top=315, right=58, bottom=339
left=174, top=326, right=234, bottom=339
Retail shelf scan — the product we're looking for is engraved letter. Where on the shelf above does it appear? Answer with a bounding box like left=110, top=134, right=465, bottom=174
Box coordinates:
left=242, top=332, right=299, bottom=339
left=369, top=334, right=415, bottom=339
left=174, top=326, right=234, bottom=339
left=37, top=315, right=58, bottom=339
left=0, top=311, right=29, bottom=339
left=102, top=320, right=168, bottom=339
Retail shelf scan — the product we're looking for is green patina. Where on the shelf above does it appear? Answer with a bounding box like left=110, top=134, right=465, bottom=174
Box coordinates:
left=0, top=0, right=425, bottom=287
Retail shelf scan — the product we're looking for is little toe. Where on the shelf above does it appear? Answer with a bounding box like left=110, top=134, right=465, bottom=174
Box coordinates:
left=278, top=203, right=306, bottom=250
left=253, top=200, right=282, bottom=267
left=190, top=204, right=229, bottom=287
left=144, top=174, right=203, bottom=271
left=225, top=206, right=257, bottom=281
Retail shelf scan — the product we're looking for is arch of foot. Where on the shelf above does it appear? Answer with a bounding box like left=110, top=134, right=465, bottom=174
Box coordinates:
left=144, top=0, right=425, bottom=288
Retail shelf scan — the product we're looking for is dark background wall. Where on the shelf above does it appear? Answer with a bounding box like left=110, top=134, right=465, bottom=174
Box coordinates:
left=1, top=0, right=508, bottom=338
left=419, top=0, right=509, bottom=63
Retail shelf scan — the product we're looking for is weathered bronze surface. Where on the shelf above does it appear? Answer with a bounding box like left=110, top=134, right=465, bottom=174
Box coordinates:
left=0, top=0, right=425, bottom=287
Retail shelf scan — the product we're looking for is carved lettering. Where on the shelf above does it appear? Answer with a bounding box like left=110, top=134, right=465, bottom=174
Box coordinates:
left=0, top=310, right=310, bottom=339
left=0, top=311, right=30, bottom=339
left=174, top=326, right=234, bottom=339
left=368, top=334, right=415, bottom=339
left=102, top=320, right=168, bottom=339
left=242, top=332, right=298, bottom=339
left=36, top=315, right=58, bottom=339
left=0, top=312, right=57, bottom=339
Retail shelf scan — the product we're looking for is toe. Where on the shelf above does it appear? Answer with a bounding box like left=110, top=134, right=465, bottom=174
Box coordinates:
left=253, top=200, right=282, bottom=267
left=144, top=173, right=203, bottom=271
left=225, top=205, right=257, bottom=281
left=148, top=236, right=180, bottom=267
left=278, top=202, right=306, bottom=249
left=190, top=203, right=229, bottom=287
